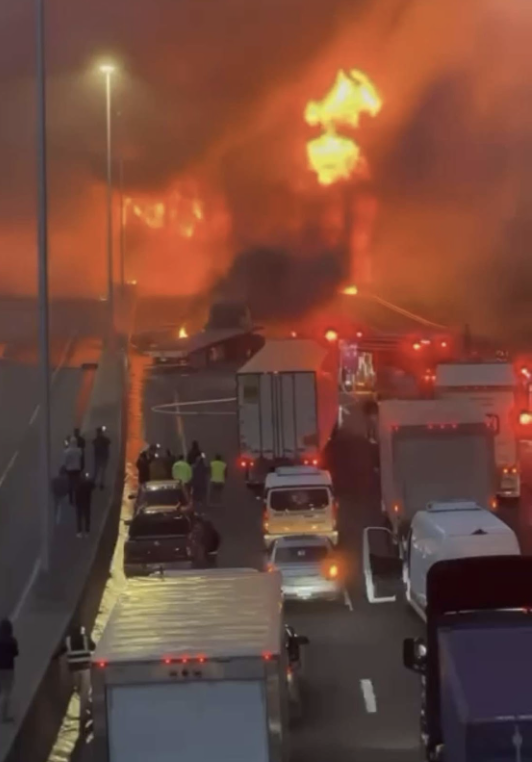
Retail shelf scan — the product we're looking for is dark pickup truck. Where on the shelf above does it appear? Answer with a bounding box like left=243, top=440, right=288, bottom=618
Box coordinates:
left=124, top=508, right=219, bottom=577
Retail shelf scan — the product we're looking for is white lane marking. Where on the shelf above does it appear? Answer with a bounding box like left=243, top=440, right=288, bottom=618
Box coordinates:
left=0, top=451, right=19, bottom=487
left=11, top=556, right=41, bottom=621
left=344, top=589, right=354, bottom=611
left=360, top=679, right=377, bottom=714
left=174, top=388, right=187, bottom=455
left=154, top=397, right=236, bottom=409
left=28, top=332, right=77, bottom=429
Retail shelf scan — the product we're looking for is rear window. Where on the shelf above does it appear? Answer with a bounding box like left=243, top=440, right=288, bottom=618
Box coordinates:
left=141, top=488, right=187, bottom=508
left=129, top=513, right=191, bottom=539
left=269, top=488, right=330, bottom=512
left=275, top=546, right=330, bottom=564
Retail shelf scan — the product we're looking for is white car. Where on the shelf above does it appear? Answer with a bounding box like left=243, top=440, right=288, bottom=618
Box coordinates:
left=267, top=535, right=346, bottom=604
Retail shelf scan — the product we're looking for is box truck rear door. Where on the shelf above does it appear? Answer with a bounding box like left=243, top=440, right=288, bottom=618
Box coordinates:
left=107, top=680, right=269, bottom=762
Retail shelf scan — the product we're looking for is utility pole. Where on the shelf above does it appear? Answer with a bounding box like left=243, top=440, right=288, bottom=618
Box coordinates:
left=36, top=0, right=52, bottom=572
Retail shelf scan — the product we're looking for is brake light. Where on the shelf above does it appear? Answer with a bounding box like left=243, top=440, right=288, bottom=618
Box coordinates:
left=267, top=563, right=276, bottom=573
left=263, top=513, right=269, bottom=532
left=96, top=660, right=107, bottom=669
left=520, top=411, right=532, bottom=425
left=312, top=458, right=318, bottom=466
left=263, top=652, right=272, bottom=661
left=440, top=341, right=448, bottom=349
left=327, top=564, right=339, bottom=579
left=393, top=503, right=400, bottom=514
left=412, top=342, right=421, bottom=351
left=491, top=498, right=498, bottom=509
left=239, top=459, right=246, bottom=468
left=503, top=467, right=509, bottom=474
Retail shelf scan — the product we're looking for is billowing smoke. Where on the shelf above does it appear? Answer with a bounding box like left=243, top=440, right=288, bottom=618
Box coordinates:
left=214, top=245, right=347, bottom=321
left=3, top=0, right=532, bottom=340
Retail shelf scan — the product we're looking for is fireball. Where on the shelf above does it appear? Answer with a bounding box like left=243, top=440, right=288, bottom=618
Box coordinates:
left=305, top=68, right=382, bottom=186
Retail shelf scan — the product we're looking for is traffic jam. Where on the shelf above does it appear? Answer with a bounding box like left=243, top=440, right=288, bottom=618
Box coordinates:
left=62, top=311, right=532, bottom=762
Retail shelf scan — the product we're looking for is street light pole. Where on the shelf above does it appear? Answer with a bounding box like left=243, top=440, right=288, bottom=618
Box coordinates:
left=100, top=65, right=115, bottom=339
left=119, top=157, right=125, bottom=292
left=36, top=0, right=52, bottom=573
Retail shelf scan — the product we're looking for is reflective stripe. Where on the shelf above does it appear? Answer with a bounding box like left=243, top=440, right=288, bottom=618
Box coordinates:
left=66, top=635, right=91, bottom=665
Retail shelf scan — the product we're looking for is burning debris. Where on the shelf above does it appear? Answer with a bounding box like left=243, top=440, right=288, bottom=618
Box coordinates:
left=305, top=69, right=383, bottom=186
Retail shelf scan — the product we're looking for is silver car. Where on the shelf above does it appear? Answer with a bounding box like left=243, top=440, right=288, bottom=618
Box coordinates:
left=267, top=535, right=344, bottom=603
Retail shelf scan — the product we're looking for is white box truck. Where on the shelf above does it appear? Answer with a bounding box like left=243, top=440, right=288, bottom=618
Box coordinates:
left=237, top=339, right=338, bottom=485
left=91, top=570, right=288, bottom=762
left=435, top=362, right=520, bottom=498
left=379, top=399, right=497, bottom=544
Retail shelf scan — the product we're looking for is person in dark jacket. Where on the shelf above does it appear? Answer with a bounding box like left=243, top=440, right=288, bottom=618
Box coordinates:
left=75, top=473, right=95, bottom=538
left=73, top=428, right=86, bottom=470
left=136, top=450, right=150, bottom=485
left=187, top=440, right=202, bottom=467
left=56, top=624, right=95, bottom=732
left=0, top=618, right=18, bottom=722
left=202, top=518, right=221, bottom=566
left=52, top=466, right=70, bottom=524
left=191, top=455, right=209, bottom=508
left=93, top=426, right=111, bottom=489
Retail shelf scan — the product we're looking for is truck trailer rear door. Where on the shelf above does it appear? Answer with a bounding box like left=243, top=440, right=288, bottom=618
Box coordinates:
left=107, top=680, right=269, bottom=762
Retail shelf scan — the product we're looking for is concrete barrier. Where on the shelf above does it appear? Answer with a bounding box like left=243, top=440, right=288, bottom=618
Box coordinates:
left=1, top=349, right=127, bottom=762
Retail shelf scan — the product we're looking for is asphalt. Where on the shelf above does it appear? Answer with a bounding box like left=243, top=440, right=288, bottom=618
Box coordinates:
left=0, top=298, right=106, bottom=618
left=66, top=356, right=423, bottom=762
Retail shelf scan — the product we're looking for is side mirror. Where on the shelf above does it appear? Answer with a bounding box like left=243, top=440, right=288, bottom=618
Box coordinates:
left=403, top=637, right=426, bottom=673
left=296, top=635, right=310, bottom=646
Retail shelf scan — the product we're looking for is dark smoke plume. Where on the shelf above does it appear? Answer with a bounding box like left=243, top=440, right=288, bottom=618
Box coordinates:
left=214, top=245, right=347, bottom=321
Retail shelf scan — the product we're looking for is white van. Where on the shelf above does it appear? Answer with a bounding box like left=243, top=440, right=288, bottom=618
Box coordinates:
left=404, top=500, right=520, bottom=619
left=263, top=466, right=338, bottom=549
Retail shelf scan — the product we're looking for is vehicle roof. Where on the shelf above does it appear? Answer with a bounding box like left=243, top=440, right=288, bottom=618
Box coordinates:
left=439, top=623, right=532, bottom=718
left=238, top=339, right=327, bottom=374
left=141, top=480, right=183, bottom=491
left=436, top=362, right=515, bottom=388
left=94, top=570, right=282, bottom=663
left=265, top=471, right=332, bottom=489
left=413, top=505, right=515, bottom=538
left=271, top=534, right=332, bottom=549
left=379, top=398, right=489, bottom=426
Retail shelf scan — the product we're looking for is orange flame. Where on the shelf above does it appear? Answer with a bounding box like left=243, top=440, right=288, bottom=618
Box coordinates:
left=178, top=326, right=188, bottom=339
left=341, top=285, right=358, bottom=295
left=305, top=69, right=382, bottom=186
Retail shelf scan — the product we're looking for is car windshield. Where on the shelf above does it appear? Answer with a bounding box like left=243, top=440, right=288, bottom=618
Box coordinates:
left=269, top=488, right=330, bottom=512
left=141, top=488, right=187, bottom=507
left=275, top=546, right=330, bottom=564
left=129, top=513, right=191, bottom=539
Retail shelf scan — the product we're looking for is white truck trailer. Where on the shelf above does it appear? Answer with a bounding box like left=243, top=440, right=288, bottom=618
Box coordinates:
left=237, top=339, right=338, bottom=485
left=435, top=362, right=520, bottom=498
left=91, top=570, right=288, bottom=762
left=378, top=399, right=497, bottom=543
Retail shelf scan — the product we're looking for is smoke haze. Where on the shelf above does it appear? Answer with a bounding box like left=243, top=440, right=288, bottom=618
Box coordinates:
left=2, top=0, right=532, bottom=337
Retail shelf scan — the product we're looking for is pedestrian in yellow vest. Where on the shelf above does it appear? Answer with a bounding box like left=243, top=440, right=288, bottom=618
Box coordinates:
left=172, top=455, right=192, bottom=486
left=209, top=454, right=227, bottom=505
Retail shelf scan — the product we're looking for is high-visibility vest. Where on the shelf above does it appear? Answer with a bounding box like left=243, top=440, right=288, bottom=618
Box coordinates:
left=172, top=460, right=192, bottom=484
left=66, top=634, right=92, bottom=670
left=210, top=460, right=227, bottom=484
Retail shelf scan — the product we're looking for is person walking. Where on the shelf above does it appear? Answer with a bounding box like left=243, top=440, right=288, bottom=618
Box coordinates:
left=136, top=449, right=150, bottom=485
left=149, top=452, right=168, bottom=481
left=58, top=624, right=95, bottom=733
left=191, top=454, right=209, bottom=509
left=188, top=520, right=208, bottom=568
left=93, top=426, right=111, bottom=490
left=209, top=454, right=227, bottom=505
left=202, top=517, right=221, bottom=567
left=75, top=473, right=95, bottom=538
left=363, top=398, right=379, bottom=443
left=172, top=455, right=192, bottom=488
left=51, top=467, right=70, bottom=524
left=187, top=440, right=202, bottom=467
left=64, top=437, right=83, bottom=504
left=73, top=428, right=86, bottom=470
left=0, top=619, right=18, bottom=723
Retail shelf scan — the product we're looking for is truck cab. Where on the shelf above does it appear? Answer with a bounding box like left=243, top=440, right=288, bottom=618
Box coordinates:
left=263, top=466, right=338, bottom=549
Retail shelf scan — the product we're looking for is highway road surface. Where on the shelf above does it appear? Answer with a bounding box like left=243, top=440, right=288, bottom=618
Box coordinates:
left=63, top=352, right=423, bottom=762
left=0, top=297, right=105, bottom=617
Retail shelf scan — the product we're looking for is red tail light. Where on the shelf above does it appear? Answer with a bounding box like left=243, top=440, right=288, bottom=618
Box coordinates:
left=239, top=459, right=246, bottom=468
left=267, top=563, right=276, bottom=573
left=263, top=651, right=272, bottom=661
left=96, top=660, right=107, bottom=668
